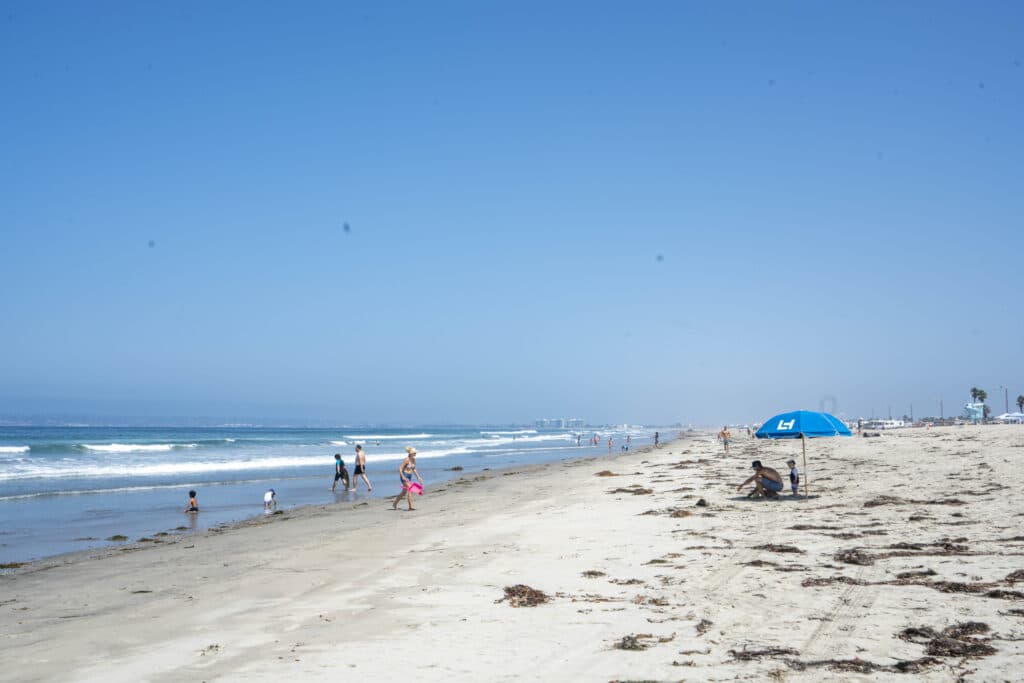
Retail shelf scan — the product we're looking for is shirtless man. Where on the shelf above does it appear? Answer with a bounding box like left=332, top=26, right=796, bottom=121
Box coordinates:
left=736, top=460, right=784, bottom=498
left=718, top=426, right=731, bottom=453
left=352, top=444, right=372, bottom=492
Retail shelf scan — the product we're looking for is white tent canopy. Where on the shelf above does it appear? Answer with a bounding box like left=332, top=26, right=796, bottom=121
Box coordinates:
left=994, top=412, right=1024, bottom=424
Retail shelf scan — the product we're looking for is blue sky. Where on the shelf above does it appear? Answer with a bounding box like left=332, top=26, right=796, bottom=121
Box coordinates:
left=1, top=1, right=1022, bottom=424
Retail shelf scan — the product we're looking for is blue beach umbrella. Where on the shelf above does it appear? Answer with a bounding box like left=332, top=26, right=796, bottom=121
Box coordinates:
left=755, top=410, right=852, bottom=497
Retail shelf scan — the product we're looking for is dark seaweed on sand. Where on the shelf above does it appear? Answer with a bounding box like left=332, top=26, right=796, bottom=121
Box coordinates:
left=497, top=585, right=550, bottom=607
left=1005, top=569, right=1024, bottom=584
left=897, top=622, right=997, bottom=658
left=802, top=575, right=867, bottom=587
left=729, top=646, right=800, bottom=661
left=752, top=543, right=804, bottom=554
left=608, top=485, right=653, bottom=495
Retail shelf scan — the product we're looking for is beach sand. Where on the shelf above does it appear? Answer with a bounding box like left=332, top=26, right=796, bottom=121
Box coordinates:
left=2, top=425, right=1023, bottom=682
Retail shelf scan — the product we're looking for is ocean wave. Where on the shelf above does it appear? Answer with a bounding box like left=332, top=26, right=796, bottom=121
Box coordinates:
left=346, top=433, right=433, bottom=441
left=329, top=440, right=348, bottom=446
left=0, top=446, right=30, bottom=454
left=80, top=443, right=199, bottom=453
left=480, top=430, right=537, bottom=436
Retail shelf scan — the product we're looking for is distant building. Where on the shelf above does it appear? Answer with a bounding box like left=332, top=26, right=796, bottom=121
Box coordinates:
left=863, top=419, right=906, bottom=430
left=535, top=418, right=584, bottom=429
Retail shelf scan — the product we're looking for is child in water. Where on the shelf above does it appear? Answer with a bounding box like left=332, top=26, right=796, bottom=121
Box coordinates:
left=184, top=490, right=199, bottom=512
left=786, top=459, right=800, bottom=496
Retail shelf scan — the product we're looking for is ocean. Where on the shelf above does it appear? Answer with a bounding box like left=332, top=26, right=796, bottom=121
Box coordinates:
left=0, top=425, right=660, bottom=564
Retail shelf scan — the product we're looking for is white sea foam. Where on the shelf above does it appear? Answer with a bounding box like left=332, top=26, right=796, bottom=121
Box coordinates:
left=329, top=440, right=348, bottom=446
left=80, top=443, right=198, bottom=453
left=0, top=446, right=30, bottom=454
left=480, top=430, right=538, bottom=436
left=347, top=433, right=433, bottom=441
left=0, top=444, right=483, bottom=481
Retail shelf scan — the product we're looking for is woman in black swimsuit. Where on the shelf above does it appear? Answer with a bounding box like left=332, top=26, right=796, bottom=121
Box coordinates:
left=392, top=447, right=423, bottom=511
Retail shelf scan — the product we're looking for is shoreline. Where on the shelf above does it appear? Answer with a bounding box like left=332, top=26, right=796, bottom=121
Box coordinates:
left=0, top=429, right=658, bottom=566
left=3, top=426, right=1023, bottom=681
left=0, top=438, right=678, bottom=576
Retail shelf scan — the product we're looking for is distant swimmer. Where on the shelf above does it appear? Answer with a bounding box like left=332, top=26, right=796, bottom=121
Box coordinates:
left=352, top=444, right=372, bottom=492
left=184, top=489, right=199, bottom=513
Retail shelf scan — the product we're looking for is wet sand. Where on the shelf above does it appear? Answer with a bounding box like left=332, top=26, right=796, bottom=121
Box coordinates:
left=2, top=425, right=1023, bottom=681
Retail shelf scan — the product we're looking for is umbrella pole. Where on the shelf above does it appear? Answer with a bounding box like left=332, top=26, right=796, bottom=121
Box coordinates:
left=801, top=434, right=808, bottom=499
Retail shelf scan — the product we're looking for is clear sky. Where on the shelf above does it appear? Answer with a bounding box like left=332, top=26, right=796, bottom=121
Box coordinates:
left=1, top=1, right=1022, bottom=425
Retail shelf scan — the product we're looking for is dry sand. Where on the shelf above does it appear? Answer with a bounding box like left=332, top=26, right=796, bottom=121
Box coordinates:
left=2, top=425, right=1023, bottom=682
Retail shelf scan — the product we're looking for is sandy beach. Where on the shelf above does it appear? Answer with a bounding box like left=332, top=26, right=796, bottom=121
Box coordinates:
left=2, top=425, right=1023, bottom=682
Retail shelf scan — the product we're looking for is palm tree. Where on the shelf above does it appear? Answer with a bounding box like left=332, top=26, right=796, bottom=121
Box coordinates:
left=976, top=389, right=988, bottom=422
left=1017, top=394, right=1023, bottom=413
left=970, top=387, right=980, bottom=403
left=977, top=389, right=987, bottom=404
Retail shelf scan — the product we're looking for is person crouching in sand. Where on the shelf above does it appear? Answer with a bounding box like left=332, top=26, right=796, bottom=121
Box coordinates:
left=736, top=460, right=784, bottom=498
left=393, top=447, right=423, bottom=511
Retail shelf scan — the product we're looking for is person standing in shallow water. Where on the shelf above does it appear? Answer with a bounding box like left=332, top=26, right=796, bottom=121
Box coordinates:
left=393, top=447, right=424, bottom=511
left=331, top=454, right=350, bottom=492
left=352, top=444, right=372, bottom=492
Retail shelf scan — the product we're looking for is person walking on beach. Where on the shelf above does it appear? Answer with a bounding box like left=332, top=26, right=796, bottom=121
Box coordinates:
left=654, top=431, right=660, bottom=448
left=736, top=460, right=784, bottom=498
left=393, top=447, right=424, bottom=511
left=184, top=490, right=199, bottom=513
left=625, top=434, right=631, bottom=451
left=352, top=444, right=372, bottom=492
left=331, top=454, right=350, bottom=492
left=607, top=436, right=613, bottom=453
left=577, top=434, right=582, bottom=447
left=718, top=426, right=731, bottom=453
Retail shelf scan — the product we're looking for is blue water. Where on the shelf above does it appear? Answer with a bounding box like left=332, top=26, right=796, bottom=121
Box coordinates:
left=0, top=425, right=659, bottom=564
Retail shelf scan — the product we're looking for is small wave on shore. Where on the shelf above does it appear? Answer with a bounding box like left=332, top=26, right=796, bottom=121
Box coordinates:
left=0, top=446, right=31, bottom=454
left=80, top=443, right=199, bottom=453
